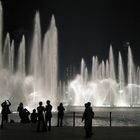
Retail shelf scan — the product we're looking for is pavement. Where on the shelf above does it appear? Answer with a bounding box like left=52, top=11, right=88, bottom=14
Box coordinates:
left=0, top=123, right=140, bottom=140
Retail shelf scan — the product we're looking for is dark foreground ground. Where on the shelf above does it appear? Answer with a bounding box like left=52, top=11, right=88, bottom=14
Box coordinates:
left=0, top=123, right=140, bottom=140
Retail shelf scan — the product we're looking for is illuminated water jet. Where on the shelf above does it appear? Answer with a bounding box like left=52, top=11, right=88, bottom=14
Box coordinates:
left=67, top=46, right=140, bottom=107
left=0, top=3, right=58, bottom=110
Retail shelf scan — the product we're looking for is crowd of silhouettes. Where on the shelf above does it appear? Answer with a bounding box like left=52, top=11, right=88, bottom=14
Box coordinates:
left=1, top=100, right=95, bottom=138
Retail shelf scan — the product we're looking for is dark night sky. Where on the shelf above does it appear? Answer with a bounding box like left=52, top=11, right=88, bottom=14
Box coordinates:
left=1, top=0, right=140, bottom=80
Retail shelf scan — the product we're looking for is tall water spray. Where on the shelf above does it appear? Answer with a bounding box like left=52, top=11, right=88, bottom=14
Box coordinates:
left=68, top=44, right=140, bottom=107
left=0, top=3, right=58, bottom=110
left=0, top=2, right=2, bottom=69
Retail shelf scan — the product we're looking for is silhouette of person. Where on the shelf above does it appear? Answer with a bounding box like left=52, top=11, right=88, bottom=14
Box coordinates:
left=22, top=108, right=30, bottom=123
left=82, top=102, right=94, bottom=138
left=37, top=101, right=45, bottom=132
left=1, top=100, right=11, bottom=128
left=57, top=102, right=65, bottom=127
left=31, top=109, right=38, bottom=123
left=17, top=102, right=24, bottom=123
left=45, top=100, right=52, bottom=131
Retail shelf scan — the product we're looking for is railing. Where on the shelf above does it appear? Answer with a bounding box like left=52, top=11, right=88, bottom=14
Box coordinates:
left=73, top=112, right=75, bottom=127
left=110, top=112, right=112, bottom=127
left=1, top=111, right=140, bottom=127
left=71, top=111, right=112, bottom=127
left=69, top=111, right=140, bottom=127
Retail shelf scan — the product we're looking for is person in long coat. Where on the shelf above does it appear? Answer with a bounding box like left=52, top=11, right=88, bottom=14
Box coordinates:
left=82, top=102, right=94, bottom=138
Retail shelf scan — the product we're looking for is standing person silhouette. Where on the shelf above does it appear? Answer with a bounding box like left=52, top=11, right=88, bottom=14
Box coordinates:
left=17, top=102, right=24, bottom=123
left=1, top=100, right=11, bottom=129
left=37, top=101, right=45, bottom=132
left=45, top=100, right=52, bottom=131
left=57, top=103, right=65, bottom=127
left=82, top=102, right=94, bottom=138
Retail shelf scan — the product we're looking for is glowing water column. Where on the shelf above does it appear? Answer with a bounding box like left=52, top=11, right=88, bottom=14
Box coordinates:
left=30, top=13, right=58, bottom=106
left=0, top=2, right=2, bottom=68
left=117, top=51, right=127, bottom=106
left=109, top=45, right=116, bottom=106
left=128, top=46, right=135, bottom=106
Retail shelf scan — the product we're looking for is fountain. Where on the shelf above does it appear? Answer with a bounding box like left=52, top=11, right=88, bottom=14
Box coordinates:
left=0, top=3, right=58, bottom=111
left=67, top=45, right=140, bottom=107
left=0, top=2, right=140, bottom=111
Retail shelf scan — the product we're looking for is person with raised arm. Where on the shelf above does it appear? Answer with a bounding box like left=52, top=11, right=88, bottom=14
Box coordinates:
left=1, top=100, right=11, bottom=128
